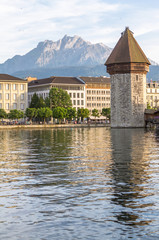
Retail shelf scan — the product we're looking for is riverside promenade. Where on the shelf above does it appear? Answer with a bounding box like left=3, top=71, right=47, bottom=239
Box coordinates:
left=0, top=123, right=110, bottom=129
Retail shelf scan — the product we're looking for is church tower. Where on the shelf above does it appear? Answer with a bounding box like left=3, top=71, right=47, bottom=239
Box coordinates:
left=105, top=27, right=150, bottom=127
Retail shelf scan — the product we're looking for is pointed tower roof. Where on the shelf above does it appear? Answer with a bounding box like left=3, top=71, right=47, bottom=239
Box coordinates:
left=105, top=27, right=150, bottom=65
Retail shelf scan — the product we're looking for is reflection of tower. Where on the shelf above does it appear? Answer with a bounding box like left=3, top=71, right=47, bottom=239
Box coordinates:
left=110, top=129, right=152, bottom=226
left=105, top=27, right=150, bottom=127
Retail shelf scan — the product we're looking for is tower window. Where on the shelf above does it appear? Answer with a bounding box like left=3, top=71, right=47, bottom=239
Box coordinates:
left=136, top=75, right=139, bottom=81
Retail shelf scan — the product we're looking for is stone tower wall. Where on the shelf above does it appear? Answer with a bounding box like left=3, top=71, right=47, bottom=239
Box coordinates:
left=111, top=73, right=146, bottom=127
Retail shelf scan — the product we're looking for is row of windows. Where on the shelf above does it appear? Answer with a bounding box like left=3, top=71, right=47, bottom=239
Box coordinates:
left=147, top=95, right=159, bottom=100
left=0, top=83, right=25, bottom=91
left=87, top=90, right=110, bottom=95
left=0, top=103, right=25, bottom=110
left=72, top=100, right=84, bottom=106
left=0, top=93, right=25, bottom=100
left=87, top=97, right=110, bottom=101
left=147, top=89, right=159, bottom=94
left=51, top=85, right=84, bottom=91
left=87, top=103, right=110, bottom=107
left=69, top=92, right=84, bottom=98
left=29, top=93, right=49, bottom=101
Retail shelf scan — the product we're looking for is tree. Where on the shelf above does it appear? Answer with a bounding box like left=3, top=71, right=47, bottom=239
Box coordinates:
left=8, top=110, right=24, bottom=120
left=92, top=109, right=100, bottom=122
left=0, top=109, right=7, bottom=119
left=37, top=107, right=52, bottom=124
left=53, top=107, right=67, bottom=123
left=101, top=108, right=111, bottom=120
left=45, top=97, right=50, bottom=108
left=39, top=96, right=45, bottom=108
left=49, top=87, right=72, bottom=109
left=25, top=108, right=37, bottom=122
left=29, top=93, right=45, bottom=108
left=77, top=108, right=90, bottom=122
left=66, top=107, right=76, bottom=121
left=147, top=102, right=152, bottom=109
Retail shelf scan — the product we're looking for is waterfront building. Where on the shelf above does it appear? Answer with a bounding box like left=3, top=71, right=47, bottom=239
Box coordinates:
left=80, top=76, right=110, bottom=114
left=28, top=76, right=85, bottom=110
left=146, top=82, right=159, bottom=108
left=105, top=27, right=150, bottom=127
left=0, top=74, right=28, bottom=112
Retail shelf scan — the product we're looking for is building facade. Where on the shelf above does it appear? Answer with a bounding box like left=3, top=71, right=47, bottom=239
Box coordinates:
left=105, top=27, right=150, bottom=128
left=28, top=76, right=85, bottom=110
left=80, top=77, right=110, bottom=114
left=28, top=76, right=111, bottom=114
left=0, top=74, right=28, bottom=112
left=146, top=82, right=159, bottom=108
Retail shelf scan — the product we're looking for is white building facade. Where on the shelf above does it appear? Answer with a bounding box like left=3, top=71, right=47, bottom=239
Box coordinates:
left=28, top=76, right=85, bottom=110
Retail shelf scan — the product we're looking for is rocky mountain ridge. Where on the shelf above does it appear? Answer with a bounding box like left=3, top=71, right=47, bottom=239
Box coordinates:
left=0, top=34, right=158, bottom=80
left=0, top=35, right=112, bottom=74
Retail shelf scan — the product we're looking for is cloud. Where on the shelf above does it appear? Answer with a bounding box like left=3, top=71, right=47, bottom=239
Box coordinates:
left=0, top=0, right=159, bottom=63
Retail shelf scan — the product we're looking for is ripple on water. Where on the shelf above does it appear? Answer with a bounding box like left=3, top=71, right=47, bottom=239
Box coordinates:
left=0, top=128, right=159, bottom=239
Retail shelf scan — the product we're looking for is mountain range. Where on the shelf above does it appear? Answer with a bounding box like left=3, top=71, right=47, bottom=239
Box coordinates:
left=0, top=35, right=158, bottom=81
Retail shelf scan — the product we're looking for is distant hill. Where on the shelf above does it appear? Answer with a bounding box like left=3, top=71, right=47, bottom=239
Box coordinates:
left=13, top=65, right=108, bottom=79
left=13, top=65, right=158, bottom=81
left=0, top=34, right=158, bottom=80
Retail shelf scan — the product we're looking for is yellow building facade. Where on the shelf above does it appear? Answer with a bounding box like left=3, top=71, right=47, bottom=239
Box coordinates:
left=146, top=82, right=159, bottom=108
left=0, top=74, right=28, bottom=112
left=80, top=77, right=111, bottom=114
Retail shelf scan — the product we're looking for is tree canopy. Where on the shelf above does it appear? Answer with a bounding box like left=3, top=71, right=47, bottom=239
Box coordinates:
left=53, top=107, right=67, bottom=123
left=25, top=108, right=37, bottom=121
left=77, top=108, right=89, bottom=121
left=29, top=93, right=45, bottom=109
left=8, top=110, right=24, bottom=120
left=0, top=109, right=7, bottom=119
left=66, top=107, right=76, bottom=120
left=101, top=108, right=111, bottom=119
left=37, top=107, right=52, bottom=123
left=92, top=109, right=100, bottom=119
left=49, top=87, right=72, bottom=109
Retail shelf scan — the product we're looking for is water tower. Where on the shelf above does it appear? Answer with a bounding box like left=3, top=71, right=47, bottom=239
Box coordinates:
left=105, top=27, right=150, bottom=127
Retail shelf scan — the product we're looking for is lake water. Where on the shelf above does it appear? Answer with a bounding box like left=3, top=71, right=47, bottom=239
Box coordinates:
left=1, top=127, right=159, bottom=239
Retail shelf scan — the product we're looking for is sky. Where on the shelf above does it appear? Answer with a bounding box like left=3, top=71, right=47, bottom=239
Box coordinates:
left=0, top=0, right=159, bottom=63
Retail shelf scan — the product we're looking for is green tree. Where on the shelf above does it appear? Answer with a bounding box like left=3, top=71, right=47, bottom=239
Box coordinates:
left=29, top=93, right=45, bottom=108
left=8, top=110, right=24, bottom=120
left=45, top=97, right=50, bottom=108
left=147, top=102, right=152, bottom=109
left=0, top=109, right=7, bottom=119
left=53, top=107, right=67, bottom=123
left=77, top=108, right=90, bottom=122
left=39, top=96, right=45, bottom=108
left=101, top=108, right=111, bottom=120
left=92, top=109, right=100, bottom=122
left=37, top=107, right=52, bottom=124
left=66, top=107, right=76, bottom=121
left=49, top=87, right=72, bottom=109
left=25, top=108, right=37, bottom=122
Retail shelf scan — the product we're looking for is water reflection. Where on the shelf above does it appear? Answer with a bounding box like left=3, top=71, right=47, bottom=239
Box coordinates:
left=0, top=128, right=159, bottom=239
left=110, top=129, right=157, bottom=230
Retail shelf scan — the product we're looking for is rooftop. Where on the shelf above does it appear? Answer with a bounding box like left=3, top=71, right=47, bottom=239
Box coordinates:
left=29, top=76, right=85, bottom=86
left=0, top=74, right=25, bottom=81
left=105, top=27, right=150, bottom=66
left=80, top=76, right=110, bottom=84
